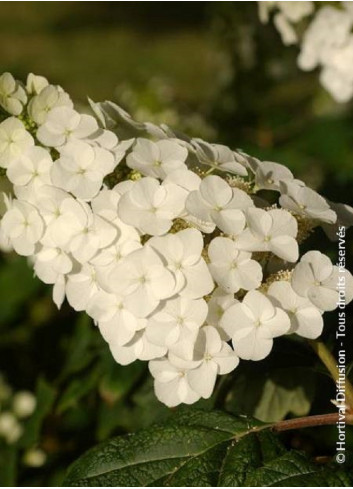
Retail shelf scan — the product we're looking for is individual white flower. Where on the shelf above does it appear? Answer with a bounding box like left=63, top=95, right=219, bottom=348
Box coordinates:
left=291, top=250, right=353, bottom=311
left=23, top=448, right=47, bottom=468
left=108, top=246, right=177, bottom=317
left=12, top=391, right=37, bottom=418
left=87, top=290, right=146, bottom=346
left=126, top=138, right=187, bottom=178
left=0, top=412, right=23, bottom=444
left=192, top=139, right=248, bottom=176
left=221, top=290, right=290, bottom=361
left=88, top=128, right=119, bottom=150
left=253, top=160, right=297, bottom=191
left=0, top=117, right=34, bottom=169
left=26, top=73, right=49, bottom=95
left=322, top=202, right=353, bottom=241
left=163, top=168, right=215, bottom=231
left=186, top=175, right=253, bottom=234
left=28, top=85, right=73, bottom=125
left=0, top=72, right=27, bottom=115
left=117, top=177, right=186, bottom=236
left=91, top=188, right=142, bottom=263
left=237, top=207, right=298, bottom=262
left=208, top=236, right=262, bottom=293
left=110, top=330, right=166, bottom=365
left=37, top=106, right=99, bottom=147
left=267, top=280, right=323, bottom=338
left=51, top=140, right=115, bottom=200
left=33, top=260, right=66, bottom=309
left=7, top=146, right=52, bottom=188
left=163, top=168, right=201, bottom=192
left=63, top=201, right=117, bottom=264
left=146, top=297, right=208, bottom=359
left=35, top=245, right=73, bottom=276
left=187, top=326, right=239, bottom=399
left=206, top=288, right=238, bottom=339
left=149, top=356, right=201, bottom=407
left=148, top=228, right=214, bottom=299
left=279, top=181, right=337, bottom=224
left=32, top=187, right=85, bottom=249
left=66, top=264, right=101, bottom=311
left=1, top=200, right=44, bottom=256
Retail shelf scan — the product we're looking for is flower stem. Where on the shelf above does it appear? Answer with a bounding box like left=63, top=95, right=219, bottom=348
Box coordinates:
left=308, top=339, right=353, bottom=411
left=272, top=412, right=353, bottom=432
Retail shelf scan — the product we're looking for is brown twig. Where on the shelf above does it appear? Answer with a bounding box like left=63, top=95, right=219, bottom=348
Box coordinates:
left=272, top=412, right=353, bottom=433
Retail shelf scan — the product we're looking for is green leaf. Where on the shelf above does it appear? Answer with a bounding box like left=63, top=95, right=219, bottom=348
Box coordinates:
left=57, top=363, right=102, bottom=414
left=64, top=409, right=351, bottom=487
left=19, top=377, right=56, bottom=449
left=59, top=314, right=96, bottom=382
left=226, top=365, right=314, bottom=423
left=253, top=368, right=315, bottom=423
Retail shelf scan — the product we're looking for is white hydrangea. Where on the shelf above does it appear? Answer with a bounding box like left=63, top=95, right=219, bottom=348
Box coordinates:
left=0, top=72, right=352, bottom=407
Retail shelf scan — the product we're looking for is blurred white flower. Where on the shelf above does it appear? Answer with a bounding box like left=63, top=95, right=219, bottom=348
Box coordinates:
left=23, top=448, right=47, bottom=468
left=0, top=412, right=23, bottom=444
left=12, top=391, right=37, bottom=418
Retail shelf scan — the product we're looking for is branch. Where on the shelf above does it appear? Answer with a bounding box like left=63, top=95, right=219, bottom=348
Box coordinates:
left=272, top=412, right=353, bottom=432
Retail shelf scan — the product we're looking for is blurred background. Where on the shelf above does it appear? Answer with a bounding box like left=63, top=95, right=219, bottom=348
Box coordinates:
left=0, top=2, right=352, bottom=486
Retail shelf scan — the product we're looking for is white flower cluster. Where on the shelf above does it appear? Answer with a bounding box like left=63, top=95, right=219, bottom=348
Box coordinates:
left=259, top=1, right=353, bottom=103
left=0, top=73, right=352, bottom=407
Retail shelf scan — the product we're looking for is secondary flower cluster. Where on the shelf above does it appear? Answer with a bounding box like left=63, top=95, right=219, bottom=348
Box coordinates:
left=0, top=73, right=352, bottom=407
left=259, top=1, right=353, bottom=103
